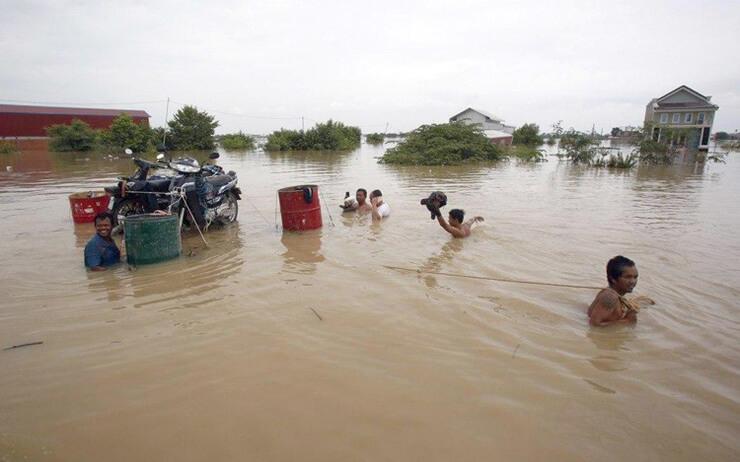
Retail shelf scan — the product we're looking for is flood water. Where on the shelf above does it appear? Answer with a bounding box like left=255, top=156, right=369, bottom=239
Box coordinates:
left=1, top=143, right=739, bottom=461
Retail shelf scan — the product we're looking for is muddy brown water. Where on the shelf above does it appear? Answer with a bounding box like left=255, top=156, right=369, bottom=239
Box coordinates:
left=1, top=144, right=739, bottom=461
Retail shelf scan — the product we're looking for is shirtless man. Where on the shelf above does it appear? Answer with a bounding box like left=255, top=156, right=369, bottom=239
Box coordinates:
left=433, top=208, right=483, bottom=238
left=348, top=188, right=372, bottom=213
left=588, top=255, right=642, bottom=326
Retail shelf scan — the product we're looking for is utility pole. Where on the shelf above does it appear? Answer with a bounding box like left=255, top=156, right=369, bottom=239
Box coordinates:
left=301, top=116, right=305, bottom=131
left=384, top=122, right=389, bottom=135
left=162, top=97, right=170, bottom=146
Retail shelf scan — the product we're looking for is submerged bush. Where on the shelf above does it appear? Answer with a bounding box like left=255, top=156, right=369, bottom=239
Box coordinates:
left=635, top=139, right=673, bottom=165
left=265, top=120, right=361, bottom=151
left=46, top=119, right=99, bottom=152
left=720, top=140, right=740, bottom=151
left=220, top=132, right=255, bottom=150
left=0, top=140, right=17, bottom=154
left=365, top=133, right=385, bottom=144
left=512, top=123, right=543, bottom=146
left=591, top=152, right=638, bottom=168
left=379, top=122, right=503, bottom=165
left=507, top=145, right=547, bottom=162
left=559, top=130, right=600, bottom=164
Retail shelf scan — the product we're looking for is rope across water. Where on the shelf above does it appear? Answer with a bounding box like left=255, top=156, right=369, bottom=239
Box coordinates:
left=384, top=265, right=602, bottom=290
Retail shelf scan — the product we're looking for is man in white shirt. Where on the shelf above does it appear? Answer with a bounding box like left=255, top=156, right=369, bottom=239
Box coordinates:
left=369, top=189, right=390, bottom=220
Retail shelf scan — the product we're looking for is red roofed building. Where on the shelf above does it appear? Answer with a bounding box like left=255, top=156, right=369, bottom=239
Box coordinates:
left=0, top=104, right=150, bottom=138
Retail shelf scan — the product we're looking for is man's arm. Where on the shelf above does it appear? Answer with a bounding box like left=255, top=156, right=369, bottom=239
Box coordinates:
left=436, top=215, right=466, bottom=238
left=589, top=291, right=636, bottom=326
left=464, top=216, right=484, bottom=227
left=371, top=198, right=388, bottom=220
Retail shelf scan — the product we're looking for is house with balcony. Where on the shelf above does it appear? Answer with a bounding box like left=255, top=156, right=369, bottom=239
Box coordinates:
left=449, top=107, right=515, bottom=146
left=644, top=85, right=719, bottom=150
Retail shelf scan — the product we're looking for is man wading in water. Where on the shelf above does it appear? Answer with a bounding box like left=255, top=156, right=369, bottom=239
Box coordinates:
left=430, top=207, right=484, bottom=238
left=588, top=255, right=652, bottom=326
left=84, top=212, right=121, bottom=271
left=345, top=188, right=372, bottom=213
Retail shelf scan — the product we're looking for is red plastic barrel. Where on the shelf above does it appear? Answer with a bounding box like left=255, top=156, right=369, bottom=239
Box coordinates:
left=278, top=185, right=322, bottom=231
left=68, top=191, right=111, bottom=223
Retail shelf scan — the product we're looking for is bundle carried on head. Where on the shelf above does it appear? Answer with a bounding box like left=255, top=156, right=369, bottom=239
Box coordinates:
left=420, top=191, right=447, bottom=219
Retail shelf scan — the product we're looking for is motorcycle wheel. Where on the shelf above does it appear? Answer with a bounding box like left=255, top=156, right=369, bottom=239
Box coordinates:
left=112, top=198, right=146, bottom=226
left=217, top=191, right=239, bottom=225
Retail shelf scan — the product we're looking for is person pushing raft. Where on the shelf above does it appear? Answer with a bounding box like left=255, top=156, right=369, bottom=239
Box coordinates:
left=421, top=191, right=483, bottom=238
left=588, top=255, right=654, bottom=326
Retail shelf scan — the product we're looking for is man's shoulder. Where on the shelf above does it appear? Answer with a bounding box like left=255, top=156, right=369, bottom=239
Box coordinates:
left=594, top=288, right=620, bottom=309
left=85, top=234, right=102, bottom=249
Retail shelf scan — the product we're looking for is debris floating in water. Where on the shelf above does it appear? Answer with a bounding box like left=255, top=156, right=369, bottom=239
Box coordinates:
left=309, top=307, right=323, bottom=321
left=3, top=341, right=44, bottom=351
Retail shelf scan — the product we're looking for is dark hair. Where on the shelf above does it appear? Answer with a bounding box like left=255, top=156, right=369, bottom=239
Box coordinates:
left=449, top=209, right=465, bottom=222
left=370, top=189, right=382, bottom=198
left=356, top=188, right=367, bottom=196
left=606, top=255, right=635, bottom=284
left=94, top=211, right=114, bottom=225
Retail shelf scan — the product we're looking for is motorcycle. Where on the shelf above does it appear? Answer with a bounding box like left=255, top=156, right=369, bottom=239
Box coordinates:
left=106, top=148, right=240, bottom=229
left=166, top=153, right=241, bottom=230
left=106, top=148, right=171, bottom=225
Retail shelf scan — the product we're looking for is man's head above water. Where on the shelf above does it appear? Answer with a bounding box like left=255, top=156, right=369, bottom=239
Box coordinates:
left=94, top=212, right=114, bottom=239
left=356, top=188, right=367, bottom=204
left=606, top=255, right=638, bottom=295
left=448, top=209, right=465, bottom=226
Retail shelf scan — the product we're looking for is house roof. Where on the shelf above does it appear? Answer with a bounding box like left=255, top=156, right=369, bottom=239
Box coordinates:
left=0, top=104, right=150, bottom=118
left=654, top=85, right=718, bottom=109
left=450, top=107, right=504, bottom=122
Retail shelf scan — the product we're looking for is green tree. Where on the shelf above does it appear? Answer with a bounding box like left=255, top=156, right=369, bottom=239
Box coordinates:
left=715, top=131, right=729, bottom=141
left=379, top=122, right=503, bottom=165
left=46, top=119, right=99, bottom=152
left=167, top=105, right=219, bottom=150
left=101, top=114, right=152, bottom=153
left=512, top=123, right=543, bottom=146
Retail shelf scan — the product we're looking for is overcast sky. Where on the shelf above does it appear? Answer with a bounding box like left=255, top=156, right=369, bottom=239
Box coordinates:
left=1, top=0, right=738, bottom=134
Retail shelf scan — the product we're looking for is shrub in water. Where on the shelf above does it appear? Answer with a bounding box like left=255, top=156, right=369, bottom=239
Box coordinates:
left=507, top=145, right=546, bottom=162
left=0, top=141, right=17, bottom=154
left=365, top=133, right=385, bottom=145
left=265, top=120, right=361, bottom=151
left=220, top=132, right=255, bottom=150
left=379, top=123, right=503, bottom=165
left=559, top=130, right=600, bottom=164
left=46, top=119, right=99, bottom=152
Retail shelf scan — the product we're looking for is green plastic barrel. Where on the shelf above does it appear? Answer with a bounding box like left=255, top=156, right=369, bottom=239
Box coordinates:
left=123, top=214, right=181, bottom=265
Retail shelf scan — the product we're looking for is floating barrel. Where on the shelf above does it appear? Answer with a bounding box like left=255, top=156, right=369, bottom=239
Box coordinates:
left=278, top=185, right=322, bottom=231
left=68, top=191, right=111, bottom=223
left=123, top=214, right=181, bottom=265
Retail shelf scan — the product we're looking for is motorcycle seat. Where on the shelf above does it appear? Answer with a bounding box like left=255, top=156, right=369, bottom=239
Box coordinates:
left=146, top=179, right=172, bottom=192
left=205, top=175, right=233, bottom=188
